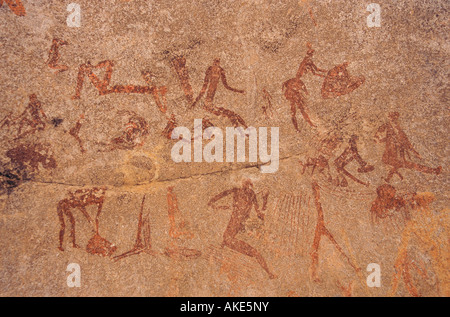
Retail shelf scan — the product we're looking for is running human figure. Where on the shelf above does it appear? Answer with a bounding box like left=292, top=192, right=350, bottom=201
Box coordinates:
left=375, top=112, right=441, bottom=182
left=191, top=58, right=247, bottom=128
left=47, top=38, right=69, bottom=74
left=208, top=179, right=276, bottom=279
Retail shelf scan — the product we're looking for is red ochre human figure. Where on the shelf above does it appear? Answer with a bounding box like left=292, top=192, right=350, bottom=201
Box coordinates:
left=296, top=43, right=327, bottom=79
left=334, top=135, right=374, bottom=187
left=57, top=187, right=116, bottom=257
left=69, top=114, right=85, bottom=153
left=370, top=184, right=410, bottom=224
left=282, top=43, right=323, bottom=130
left=310, top=181, right=359, bottom=282
left=191, top=58, right=247, bottom=128
left=172, top=55, right=194, bottom=104
left=0, top=94, right=49, bottom=140
left=375, top=112, right=441, bottom=182
left=208, top=179, right=276, bottom=279
left=282, top=77, right=314, bottom=130
left=0, top=0, right=25, bottom=16
left=321, top=62, right=365, bottom=99
left=47, top=38, right=69, bottom=74
left=72, top=60, right=167, bottom=113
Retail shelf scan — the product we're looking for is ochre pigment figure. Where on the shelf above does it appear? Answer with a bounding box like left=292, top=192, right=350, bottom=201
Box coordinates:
left=47, top=38, right=69, bottom=74
left=375, top=112, right=441, bottom=182
left=208, top=179, right=276, bottom=279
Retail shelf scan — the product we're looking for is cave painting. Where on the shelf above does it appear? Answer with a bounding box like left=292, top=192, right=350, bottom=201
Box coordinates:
left=177, top=57, right=247, bottom=128
left=370, top=184, right=411, bottom=224
left=6, top=143, right=56, bottom=174
left=0, top=0, right=25, bottom=16
left=389, top=192, right=449, bottom=296
left=164, top=186, right=201, bottom=259
left=310, top=181, right=360, bottom=281
left=321, top=62, right=365, bottom=99
left=208, top=179, right=276, bottom=279
left=72, top=60, right=168, bottom=113
left=109, top=110, right=149, bottom=150
left=114, top=195, right=156, bottom=261
left=69, top=114, right=86, bottom=153
left=57, top=187, right=116, bottom=257
left=375, top=112, right=441, bottom=182
left=47, top=38, right=69, bottom=74
left=334, top=135, right=374, bottom=187
left=0, top=94, right=48, bottom=140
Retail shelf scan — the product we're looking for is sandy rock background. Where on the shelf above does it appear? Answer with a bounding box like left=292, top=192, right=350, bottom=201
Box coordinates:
left=0, top=0, right=448, bottom=296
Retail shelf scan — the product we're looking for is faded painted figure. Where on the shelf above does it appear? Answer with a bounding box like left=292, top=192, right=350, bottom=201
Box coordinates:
left=208, top=179, right=276, bottom=279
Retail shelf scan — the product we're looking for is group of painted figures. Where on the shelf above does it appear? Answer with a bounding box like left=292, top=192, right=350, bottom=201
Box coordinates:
left=1, top=1, right=446, bottom=296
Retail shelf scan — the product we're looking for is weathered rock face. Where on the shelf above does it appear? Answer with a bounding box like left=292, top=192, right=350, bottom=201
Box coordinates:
left=0, top=0, right=448, bottom=297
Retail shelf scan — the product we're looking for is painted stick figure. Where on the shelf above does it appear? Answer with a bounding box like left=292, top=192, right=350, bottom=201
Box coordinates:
left=113, top=195, right=156, bottom=261
left=47, top=38, right=69, bottom=74
left=69, top=114, right=85, bottom=153
left=310, top=181, right=359, bottom=281
left=261, top=88, right=274, bottom=119
left=208, top=179, right=276, bottom=279
left=172, top=55, right=194, bottom=103
left=375, top=112, right=441, bottom=182
left=0, top=0, right=25, bottom=16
